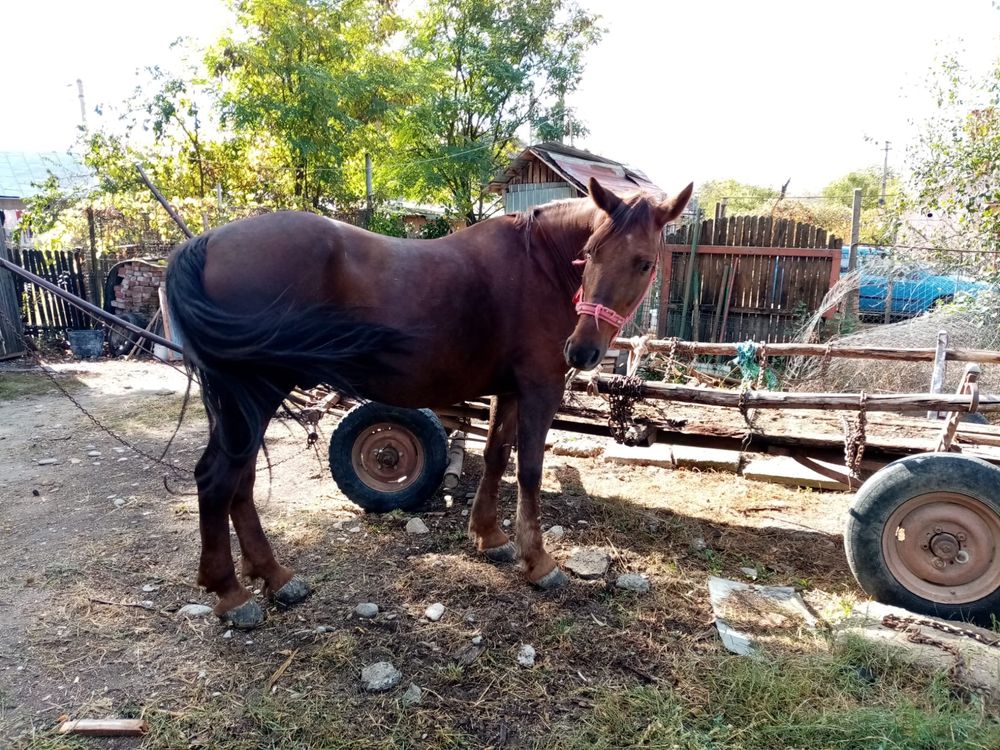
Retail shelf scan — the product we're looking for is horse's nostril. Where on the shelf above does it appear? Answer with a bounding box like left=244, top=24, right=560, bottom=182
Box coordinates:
left=585, top=348, right=602, bottom=369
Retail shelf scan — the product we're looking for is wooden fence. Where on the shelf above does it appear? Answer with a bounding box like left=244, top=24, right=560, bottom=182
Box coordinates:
left=9, top=247, right=91, bottom=336
left=624, top=214, right=843, bottom=343
left=0, top=232, right=26, bottom=358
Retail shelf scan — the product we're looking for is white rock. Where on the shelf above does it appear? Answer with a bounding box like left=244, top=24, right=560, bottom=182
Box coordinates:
left=565, top=548, right=611, bottom=579
left=471, top=635, right=483, bottom=646
left=545, top=525, right=566, bottom=541
left=113, top=498, right=126, bottom=508
left=740, top=567, right=759, bottom=580
left=222, top=629, right=233, bottom=639
left=425, top=602, right=445, bottom=621
left=355, top=602, right=379, bottom=619
left=517, top=644, right=536, bottom=668
left=177, top=604, right=213, bottom=618
left=406, top=518, right=429, bottom=535
left=87, top=451, right=101, bottom=457
left=361, top=661, right=402, bottom=692
left=141, top=583, right=159, bottom=593
left=69, top=458, right=81, bottom=465
left=615, top=573, right=651, bottom=593
left=36, top=458, right=59, bottom=466
left=502, top=519, right=512, bottom=528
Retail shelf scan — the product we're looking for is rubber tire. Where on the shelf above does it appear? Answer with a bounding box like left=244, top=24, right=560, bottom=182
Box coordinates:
left=107, top=312, right=148, bottom=356
left=845, top=453, right=1000, bottom=625
left=328, top=402, right=448, bottom=513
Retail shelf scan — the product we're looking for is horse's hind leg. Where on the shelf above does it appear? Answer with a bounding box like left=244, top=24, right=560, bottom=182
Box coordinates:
left=195, top=437, right=263, bottom=628
left=469, top=394, right=519, bottom=562
left=230, top=454, right=311, bottom=607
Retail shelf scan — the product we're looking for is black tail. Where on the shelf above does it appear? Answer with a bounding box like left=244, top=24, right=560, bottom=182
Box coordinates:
left=166, top=234, right=406, bottom=458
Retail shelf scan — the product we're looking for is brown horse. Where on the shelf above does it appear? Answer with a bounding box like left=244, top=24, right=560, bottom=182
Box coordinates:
left=166, top=177, right=692, bottom=627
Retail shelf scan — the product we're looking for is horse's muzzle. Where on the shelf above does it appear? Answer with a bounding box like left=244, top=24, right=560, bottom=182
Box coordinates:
left=564, top=339, right=603, bottom=371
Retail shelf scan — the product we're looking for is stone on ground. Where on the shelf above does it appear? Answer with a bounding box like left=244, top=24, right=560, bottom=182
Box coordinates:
left=565, top=548, right=611, bottom=579
left=615, top=573, right=651, bottom=593
left=551, top=435, right=604, bottom=458
left=354, top=602, right=379, bottom=619
left=517, top=644, right=536, bottom=667
left=177, top=604, right=213, bottom=618
left=425, top=602, right=445, bottom=621
left=405, top=518, right=429, bottom=535
left=545, top=525, right=566, bottom=541
left=401, top=683, right=422, bottom=707
left=361, top=661, right=402, bottom=692
left=671, top=444, right=742, bottom=472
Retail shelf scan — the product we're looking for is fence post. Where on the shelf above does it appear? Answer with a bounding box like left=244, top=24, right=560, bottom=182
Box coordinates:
left=928, top=329, right=949, bottom=420
left=846, top=188, right=862, bottom=320
left=0, top=226, right=26, bottom=359
left=86, top=207, right=101, bottom=308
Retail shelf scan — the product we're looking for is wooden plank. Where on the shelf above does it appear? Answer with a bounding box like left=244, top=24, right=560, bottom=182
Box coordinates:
left=59, top=719, right=148, bottom=737
left=571, top=374, right=1000, bottom=413
left=0, top=231, right=26, bottom=358
left=662, top=245, right=840, bottom=259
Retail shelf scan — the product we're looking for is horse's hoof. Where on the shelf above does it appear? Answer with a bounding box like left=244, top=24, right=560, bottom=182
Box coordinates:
left=533, top=567, right=569, bottom=591
left=222, top=599, right=264, bottom=630
left=272, top=575, right=311, bottom=607
left=483, top=541, right=518, bottom=564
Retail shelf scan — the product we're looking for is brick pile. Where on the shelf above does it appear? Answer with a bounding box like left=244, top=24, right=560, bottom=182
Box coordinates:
left=111, top=262, right=166, bottom=317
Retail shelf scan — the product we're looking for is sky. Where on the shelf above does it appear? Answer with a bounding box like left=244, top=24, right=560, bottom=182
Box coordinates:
left=3, top=0, right=999, bottom=195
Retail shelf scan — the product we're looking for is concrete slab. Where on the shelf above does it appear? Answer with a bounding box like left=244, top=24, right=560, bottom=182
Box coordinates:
left=602, top=442, right=673, bottom=468
left=839, top=601, right=1000, bottom=700
left=671, top=444, right=742, bottom=472
left=742, top=455, right=850, bottom=491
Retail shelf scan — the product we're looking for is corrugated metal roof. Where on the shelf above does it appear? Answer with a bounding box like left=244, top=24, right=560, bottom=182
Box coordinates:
left=0, top=151, right=91, bottom=200
left=488, top=141, right=663, bottom=196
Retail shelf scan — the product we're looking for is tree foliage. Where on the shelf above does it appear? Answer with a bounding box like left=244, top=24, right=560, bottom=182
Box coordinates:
left=386, top=0, right=602, bottom=224
left=908, top=53, right=1000, bottom=256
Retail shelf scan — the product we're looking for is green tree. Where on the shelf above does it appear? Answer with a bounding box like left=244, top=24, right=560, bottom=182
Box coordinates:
left=909, top=53, right=1000, bottom=256
left=696, top=179, right=779, bottom=217
left=206, top=0, right=411, bottom=211
left=388, top=0, right=602, bottom=224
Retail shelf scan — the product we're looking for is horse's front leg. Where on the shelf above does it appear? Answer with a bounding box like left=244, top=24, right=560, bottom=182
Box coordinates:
left=230, top=460, right=311, bottom=608
left=469, top=394, right=518, bottom=562
left=514, top=384, right=569, bottom=589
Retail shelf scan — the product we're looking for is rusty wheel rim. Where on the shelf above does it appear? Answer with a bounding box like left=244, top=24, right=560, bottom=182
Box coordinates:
left=350, top=422, right=426, bottom=494
left=882, top=491, right=1000, bottom=604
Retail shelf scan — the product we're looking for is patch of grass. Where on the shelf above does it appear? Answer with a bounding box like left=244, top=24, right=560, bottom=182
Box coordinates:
left=0, top=372, right=67, bottom=400
left=553, top=638, right=1000, bottom=750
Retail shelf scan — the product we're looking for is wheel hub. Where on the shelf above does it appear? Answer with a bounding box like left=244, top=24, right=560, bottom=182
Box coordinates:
left=882, top=491, right=1000, bottom=604
left=350, top=422, right=426, bottom=493
left=375, top=445, right=400, bottom=470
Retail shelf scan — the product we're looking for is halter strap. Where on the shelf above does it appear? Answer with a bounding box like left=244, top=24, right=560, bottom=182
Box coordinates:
left=573, top=263, right=658, bottom=335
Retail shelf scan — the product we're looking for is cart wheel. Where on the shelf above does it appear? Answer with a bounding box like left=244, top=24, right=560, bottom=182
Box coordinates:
left=845, top=453, right=1000, bottom=624
left=329, top=402, right=448, bottom=513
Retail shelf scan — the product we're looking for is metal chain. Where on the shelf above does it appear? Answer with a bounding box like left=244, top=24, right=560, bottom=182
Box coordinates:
left=605, top=375, right=646, bottom=445
left=842, top=391, right=868, bottom=478
left=881, top=613, right=967, bottom=685
left=882, top=612, right=1000, bottom=647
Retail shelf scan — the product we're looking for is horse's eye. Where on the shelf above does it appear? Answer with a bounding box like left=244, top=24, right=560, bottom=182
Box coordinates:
left=638, top=260, right=654, bottom=274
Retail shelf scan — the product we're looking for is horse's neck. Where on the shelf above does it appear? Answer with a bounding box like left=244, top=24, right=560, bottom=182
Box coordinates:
left=528, top=199, right=594, bottom=294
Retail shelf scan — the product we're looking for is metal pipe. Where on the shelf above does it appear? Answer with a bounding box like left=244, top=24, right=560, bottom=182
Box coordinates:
left=134, top=163, right=194, bottom=239
left=0, top=254, right=183, bottom=353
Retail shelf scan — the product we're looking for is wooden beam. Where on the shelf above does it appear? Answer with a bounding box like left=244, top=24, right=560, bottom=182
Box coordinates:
left=570, top=373, right=1000, bottom=413
left=613, top=336, right=1000, bottom=365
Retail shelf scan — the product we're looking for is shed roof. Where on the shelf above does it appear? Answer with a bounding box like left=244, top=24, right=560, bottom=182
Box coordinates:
left=0, top=151, right=91, bottom=201
left=488, top=141, right=662, bottom=197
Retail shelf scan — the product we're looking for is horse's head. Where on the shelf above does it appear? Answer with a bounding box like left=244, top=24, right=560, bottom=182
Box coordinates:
left=564, top=178, right=693, bottom=371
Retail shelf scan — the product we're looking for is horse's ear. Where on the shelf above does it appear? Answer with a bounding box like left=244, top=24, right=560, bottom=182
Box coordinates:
left=589, top=177, right=623, bottom=216
left=654, top=183, right=694, bottom=227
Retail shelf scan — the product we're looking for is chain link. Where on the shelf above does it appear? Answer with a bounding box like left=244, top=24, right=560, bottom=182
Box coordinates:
left=881, top=613, right=970, bottom=685
left=605, top=375, right=646, bottom=446
left=842, top=391, right=868, bottom=478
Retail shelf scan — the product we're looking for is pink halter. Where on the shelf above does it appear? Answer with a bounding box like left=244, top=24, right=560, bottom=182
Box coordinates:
left=573, top=262, right=658, bottom=335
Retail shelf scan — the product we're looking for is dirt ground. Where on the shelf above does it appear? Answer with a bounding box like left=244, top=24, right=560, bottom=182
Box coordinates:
left=0, top=359, right=864, bottom=749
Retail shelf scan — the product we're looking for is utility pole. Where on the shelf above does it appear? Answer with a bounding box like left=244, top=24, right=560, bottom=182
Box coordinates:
left=879, top=141, right=891, bottom=207
left=364, top=153, right=374, bottom=228
left=76, top=79, right=87, bottom=129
